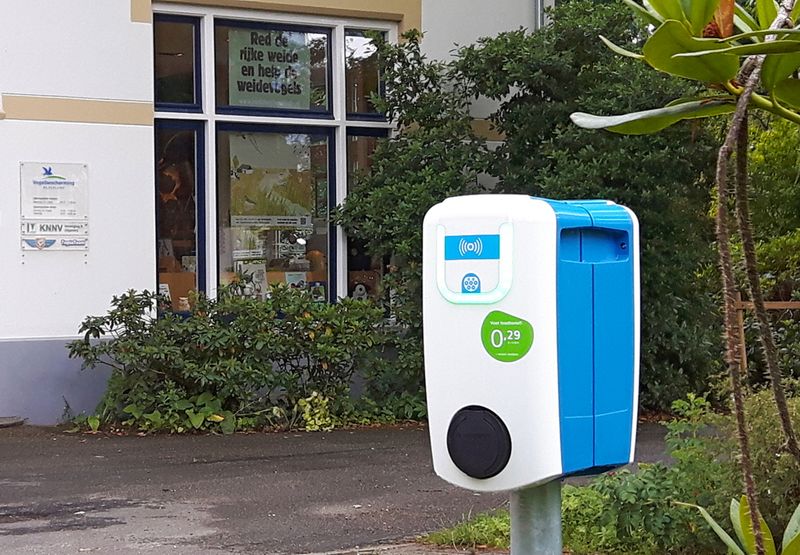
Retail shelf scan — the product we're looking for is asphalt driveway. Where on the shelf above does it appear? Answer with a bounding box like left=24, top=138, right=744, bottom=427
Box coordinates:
left=0, top=423, right=667, bottom=554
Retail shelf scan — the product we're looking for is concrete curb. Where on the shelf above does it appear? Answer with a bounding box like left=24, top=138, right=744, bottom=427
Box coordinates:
left=306, top=542, right=507, bottom=555
left=0, top=416, right=25, bottom=428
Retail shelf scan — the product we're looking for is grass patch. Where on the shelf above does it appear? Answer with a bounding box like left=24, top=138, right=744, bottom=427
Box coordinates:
left=421, top=485, right=646, bottom=554
left=422, top=509, right=510, bottom=549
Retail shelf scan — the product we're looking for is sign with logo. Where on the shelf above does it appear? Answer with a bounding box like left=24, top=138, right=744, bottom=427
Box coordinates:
left=228, top=28, right=312, bottom=110
left=20, top=163, right=89, bottom=251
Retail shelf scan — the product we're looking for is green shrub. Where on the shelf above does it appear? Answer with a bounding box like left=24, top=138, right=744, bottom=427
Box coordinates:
left=561, top=484, right=624, bottom=553
left=68, top=285, right=384, bottom=433
left=568, top=391, right=800, bottom=554
left=338, top=0, right=722, bottom=411
left=425, top=390, right=800, bottom=554
left=708, top=386, right=800, bottom=535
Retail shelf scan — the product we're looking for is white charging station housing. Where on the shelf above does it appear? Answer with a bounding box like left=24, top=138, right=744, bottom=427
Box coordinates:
left=422, top=195, right=640, bottom=492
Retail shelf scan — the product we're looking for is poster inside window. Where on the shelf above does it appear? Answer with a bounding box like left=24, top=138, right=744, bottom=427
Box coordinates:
left=215, top=22, right=330, bottom=113
left=217, top=129, right=329, bottom=300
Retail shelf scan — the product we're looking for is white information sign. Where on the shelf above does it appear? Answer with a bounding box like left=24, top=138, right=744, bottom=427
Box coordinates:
left=20, top=162, right=89, bottom=251
left=21, top=163, right=89, bottom=220
left=231, top=215, right=311, bottom=227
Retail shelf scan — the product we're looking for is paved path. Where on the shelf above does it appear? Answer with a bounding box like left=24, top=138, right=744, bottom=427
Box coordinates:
left=0, top=423, right=667, bottom=554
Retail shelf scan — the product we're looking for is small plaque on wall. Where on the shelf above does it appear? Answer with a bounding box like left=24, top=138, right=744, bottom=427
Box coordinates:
left=20, top=162, right=89, bottom=251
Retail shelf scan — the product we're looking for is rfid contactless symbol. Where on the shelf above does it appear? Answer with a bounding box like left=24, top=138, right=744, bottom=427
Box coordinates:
left=461, top=273, right=481, bottom=293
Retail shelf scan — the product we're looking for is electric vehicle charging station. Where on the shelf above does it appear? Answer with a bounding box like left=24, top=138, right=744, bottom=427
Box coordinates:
left=422, top=194, right=640, bottom=553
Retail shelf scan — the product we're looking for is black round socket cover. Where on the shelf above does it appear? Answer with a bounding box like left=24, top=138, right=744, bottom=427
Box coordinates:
left=447, top=405, right=511, bottom=479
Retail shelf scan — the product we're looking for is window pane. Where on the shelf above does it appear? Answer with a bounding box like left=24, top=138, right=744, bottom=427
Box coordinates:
left=154, top=19, right=197, bottom=105
left=347, top=133, right=381, bottom=187
left=218, top=129, right=329, bottom=300
left=346, top=133, right=384, bottom=299
left=345, top=31, right=381, bottom=115
left=157, top=128, right=199, bottom=310
left=215, top=23, right=329, bottom=113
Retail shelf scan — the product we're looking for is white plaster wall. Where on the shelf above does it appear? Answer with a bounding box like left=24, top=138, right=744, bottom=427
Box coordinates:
left=0, top=121, right=156, bottom=339
left=0, top=1, right=153, bottom=101
left=0, top=1, right=155, bottom=340
left=422, top=0, right=539, bottom=60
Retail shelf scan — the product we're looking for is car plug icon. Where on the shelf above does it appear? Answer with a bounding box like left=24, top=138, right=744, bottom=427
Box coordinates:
left=461, top=273, right=481, bottom=293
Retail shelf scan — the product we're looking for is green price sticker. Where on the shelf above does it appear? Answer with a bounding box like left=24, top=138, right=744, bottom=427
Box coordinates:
left=481, top=310, right=533, bottom=362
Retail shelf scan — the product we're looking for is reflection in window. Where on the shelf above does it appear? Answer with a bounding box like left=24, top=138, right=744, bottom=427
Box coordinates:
left=346, top=132, right=385, bottom=299
left=345, top=30, right=382, bottom=115
left=157, top=129, right=198, bottom=310
left=215, top=23, right=329, bottom=113
left=154, top=17, right=198, bottom=106
left=217, top=129, right=329, bottom=301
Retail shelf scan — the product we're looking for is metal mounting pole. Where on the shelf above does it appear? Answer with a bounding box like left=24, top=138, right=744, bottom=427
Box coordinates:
left=510, top=479, right=562, bottom=555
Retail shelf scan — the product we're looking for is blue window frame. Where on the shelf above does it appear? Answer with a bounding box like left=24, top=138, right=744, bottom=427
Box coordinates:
left=154, top=14, right=202, bottom=113
left=214, top=19, right=333, bottom=119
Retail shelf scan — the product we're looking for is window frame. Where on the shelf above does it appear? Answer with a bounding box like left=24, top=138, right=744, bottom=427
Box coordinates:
left=153, top=14, right=203, bottom=113
left=154, top=3, right=396, bottom=300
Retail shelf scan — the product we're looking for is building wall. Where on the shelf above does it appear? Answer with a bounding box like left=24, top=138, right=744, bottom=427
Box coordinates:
left=0, top=0, right=422, bottom=424
left=0, top=1, right=155, bottom=423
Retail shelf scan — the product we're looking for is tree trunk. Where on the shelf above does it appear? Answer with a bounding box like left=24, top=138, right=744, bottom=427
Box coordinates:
left=717, top=116, right=765, bottom=555
left=734, top=117, right=800, bottom=465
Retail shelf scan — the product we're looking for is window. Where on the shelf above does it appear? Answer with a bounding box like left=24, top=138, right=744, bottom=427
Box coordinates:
left=346, top=128, right=387, bottom=299
left=217, top=125, right=333, bottom=300
left=155, top=121, right=205, bottom=310
left=154, top=7, right=392, bottom=303
left=154, top=15, right=201, bottom=110
left=345, top=30, right=383, bottom=117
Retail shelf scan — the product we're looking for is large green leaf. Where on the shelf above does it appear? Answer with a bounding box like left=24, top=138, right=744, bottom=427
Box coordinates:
left=739, top=495, right=776, bottom=555
left=783, top=503, right=800, bottom=552
left=731, top=499, right=748, bottom=549
left=682, top=0, right=720, bottom=36
left=756, top=0, right=778, bottom=30
left=676, top=39, right=800, bottom=57
left=570, top=98, right=736, bottom=134
left=599, top=35, right=644, bottom=59
left=772, top=78, right=800, bottom=109
left=643, top=20, right=739, bottom=82
left=185, top=409, right=205, bottom=429
left=647, top=0, right=688, bottom=23
left=762, top=52, right=800, bottom=91
left=785, top=534, right=800, bottom=555
left=675, top=502, right=746, bottom=555
left=623, top=0, right=665, bottom=26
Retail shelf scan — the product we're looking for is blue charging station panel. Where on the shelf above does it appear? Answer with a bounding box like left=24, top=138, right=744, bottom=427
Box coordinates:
left=541, top=199, right=637, bottom=476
